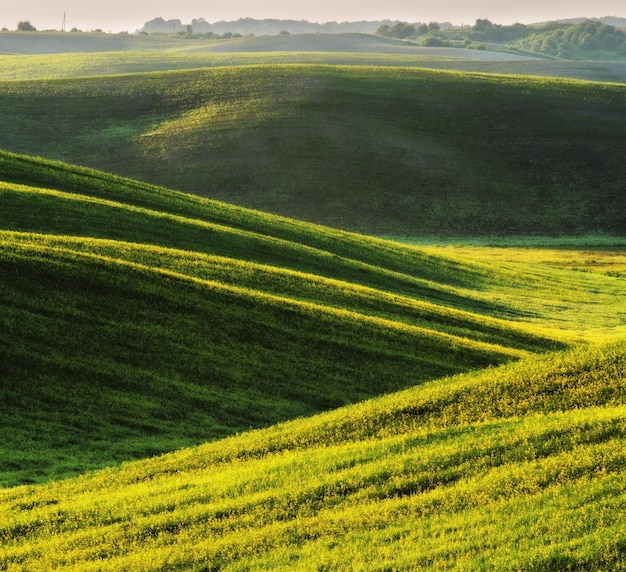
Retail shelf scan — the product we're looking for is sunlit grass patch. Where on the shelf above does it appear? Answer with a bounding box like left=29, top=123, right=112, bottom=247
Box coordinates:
left=1, top=341, right=624, bottom=569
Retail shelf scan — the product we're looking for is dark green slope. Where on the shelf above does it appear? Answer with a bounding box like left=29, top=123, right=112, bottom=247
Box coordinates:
left=0, top=65, right=624, bottom=236
left=0, top=150, right=533, bottom=305
left=1, top=152, right=562, bottom=486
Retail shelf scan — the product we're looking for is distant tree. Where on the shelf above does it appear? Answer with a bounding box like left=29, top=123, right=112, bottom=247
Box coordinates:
left=17, top=21, right=37, bottom=32
left=279, top=30, right=291, bottom=35
left=375, top=24, right=391, bottom=36
left=473, top=18, right=494, bottom=32
left=470, top=18, right=529, bottom=43
left=514, top=19, right=626, bottom=60
left=391, top=22, right=417, bottom=39
left=423, top=36, right=450, bottom=47
left=376, top=22, right=417, bottom=39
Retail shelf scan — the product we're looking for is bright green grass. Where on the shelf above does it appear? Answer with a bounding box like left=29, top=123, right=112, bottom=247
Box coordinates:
left=0, top=64, right=624, bottom=237
left=1, top=340, right=625, bottom=570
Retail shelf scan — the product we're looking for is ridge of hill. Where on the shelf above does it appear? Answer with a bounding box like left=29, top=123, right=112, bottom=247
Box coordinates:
left=0, top=31, right=505, bottom=57
left=2, top=150, right=585, bottom=486
left=3, top=31, right=626, bottom=84
left=0, top=65, right=624, bottom=237
left=0, top=31, right=197, bottom=54
left=180, top=32, right=528, bottom=58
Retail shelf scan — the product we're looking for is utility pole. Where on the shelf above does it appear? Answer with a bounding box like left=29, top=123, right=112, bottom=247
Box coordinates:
left=62, top=12, right=66, bottom=32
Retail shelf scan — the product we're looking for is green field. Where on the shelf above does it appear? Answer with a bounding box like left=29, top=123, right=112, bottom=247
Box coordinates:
left=0, top=49, right=624, bottom=237
left=1, top=148, right=626, bottom=568
left=6, top=50, right=626, bottom=83
left=2, top=340, right=626, bottom=570
left=1, top=35, right=626, bottom=569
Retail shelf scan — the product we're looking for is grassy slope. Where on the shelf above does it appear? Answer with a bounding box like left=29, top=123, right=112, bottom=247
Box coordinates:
left=3, top=32, right=626, bottom=84
left=0, top=64, right=624, bottom=236
left=0, top=31, right=529, bottom=58
left=1, top=340, right=625, bottom=570
left=0, top=31, right=199, bottom=54
left=1, top=43, right=625, bottom=566
left=2, top=150, right=584, bottom=487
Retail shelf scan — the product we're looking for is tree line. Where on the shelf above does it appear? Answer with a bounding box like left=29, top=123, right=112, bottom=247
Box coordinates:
left=375, top=18, right=626, bottom=60
left=514, top=20, right=626, bottom=59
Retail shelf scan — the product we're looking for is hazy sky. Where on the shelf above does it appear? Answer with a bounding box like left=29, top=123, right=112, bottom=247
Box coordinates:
left=2, top=1, right=624, bottom=33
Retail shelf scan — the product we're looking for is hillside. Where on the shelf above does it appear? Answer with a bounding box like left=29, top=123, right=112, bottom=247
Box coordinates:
left=182, top=32, right=526, bottom=57
left=1, top=26, right=626, bottom=567
left=1, top=339, right=625, bottom=569
left=0, top=31, right=197, bottom=54
left=1, top=150, right=626, bottom=567
left=0, top=65, right=624, bottom=237
left=3, top=49, right=626, bottom=84
left=0, top=31, right=526, bottom=58
left=3, top=150, right=588, bottom=487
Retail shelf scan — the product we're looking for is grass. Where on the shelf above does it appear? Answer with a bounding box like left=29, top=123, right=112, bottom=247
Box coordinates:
left=4, top=150, right=597, bottom=488
left=2, top=32, right=626, bottom=84
left=0, top=64, right=624, bottom=237
left=423, top=243, right=626, bottom=275
left=1, top=42, right=625, bottom=567
left=2, top=149, right=625, bottom=490
left=1, top=340, right=625, bottom=569
left=3, top=50, right=626, bottom=83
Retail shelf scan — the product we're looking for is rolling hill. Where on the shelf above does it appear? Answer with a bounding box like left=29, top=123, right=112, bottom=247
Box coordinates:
left=0, top=31, right=528, bottom=57
left=1, top=150, right=625, bottom=567
left=0, top=63, right=624, bottom=237
left=2, top=35, right=626, bottom=83
left=1, top=328, right=625, bottom=569
left=1, top=37, right=626, bottom=568
left=2, top=149, right=583, bottom=487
